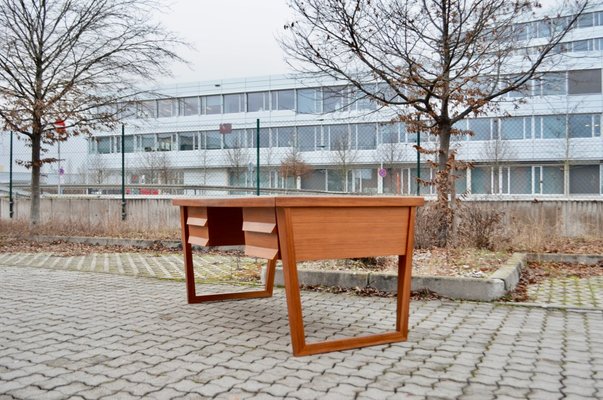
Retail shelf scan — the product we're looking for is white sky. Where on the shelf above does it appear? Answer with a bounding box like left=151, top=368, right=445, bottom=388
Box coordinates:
left=159, top=0, right=294, bottom=84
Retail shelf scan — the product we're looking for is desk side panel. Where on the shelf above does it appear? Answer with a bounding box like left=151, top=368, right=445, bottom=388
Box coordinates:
left=287, top=206, right=410, bottom=261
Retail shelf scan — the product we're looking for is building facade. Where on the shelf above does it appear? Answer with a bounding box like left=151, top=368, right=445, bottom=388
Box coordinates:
left=85, top=6, right=603, bottom=198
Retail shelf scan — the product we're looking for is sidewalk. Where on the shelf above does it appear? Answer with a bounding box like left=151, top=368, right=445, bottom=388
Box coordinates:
left=0, top=254, right=602, bottom=399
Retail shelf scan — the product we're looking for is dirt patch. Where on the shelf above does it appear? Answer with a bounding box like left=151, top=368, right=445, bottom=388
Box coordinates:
left=503, top=261, right=603, bottom=302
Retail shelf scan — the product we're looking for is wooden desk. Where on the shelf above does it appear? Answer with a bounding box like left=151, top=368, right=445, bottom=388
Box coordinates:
left=173, top=196, right=424, bottom=356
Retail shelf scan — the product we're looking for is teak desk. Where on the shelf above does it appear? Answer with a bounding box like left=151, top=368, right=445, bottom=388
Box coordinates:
left=173, top=196, right=424, bottom=356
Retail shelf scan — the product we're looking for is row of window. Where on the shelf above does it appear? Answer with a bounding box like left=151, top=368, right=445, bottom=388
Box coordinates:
left=227, top=164, right=602, bottom=196
left=513, top=10, right=603, bottom=42
left=505, top=69, right=601, bottom=97
left=91, top=113, right=602, bottom=154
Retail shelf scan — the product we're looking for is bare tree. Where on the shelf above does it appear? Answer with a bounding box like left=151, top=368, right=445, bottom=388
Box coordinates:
left=0, top=0, right=187, bottom=225
left=137, top=151, right=175, bottom=186
left=282, top=0, right=586, bottom=245
left=87, top=153, right=112, bottom=185
left=330, top=134, right=358, bottom=192
left=225, top=137, right=250, bottom=188
left=280, top=146, right=311, bottom=191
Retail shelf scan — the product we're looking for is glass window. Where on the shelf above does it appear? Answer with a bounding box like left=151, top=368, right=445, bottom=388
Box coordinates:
left=514, top=23, right=528, bottom=41
left=569, top=69, right=602, bottom=95
left=328, top=124, right=349, bottom=150
left=408, top=168, right=431, bottom=195
left=569, top=165, right=600, bottom=194
left=536, top=20, right=552, bottom=38
left=471, top=167, right=491, bottom=194
left=297, top=126, right=317, bottom=152
left=509, top=166, right=532, bottom=194
left=157, top=133, right=173, bottom=151
left=247, top=92, right=269, bottom=112
left=204, top=95, right=222, bottom=114
left=123, top=136, right=134, bottom=153
left=157, top=99, right=177, bottom=118
left=577, top=13, right=594, bottom=28
left=327, top=169, right=348, bottom=192
left=541, top=166, right=564, bottom=194
left=539, top=72, right=566, bottom=96
left=97, top=137, right=111, bottom=154
left=275, top=127, right=295, bottom=147
left=223, top=129, right=246, bottom=148
left=179, top=132, right=196, bottom=151
left=323, top=86, right=348, bottom=113
left=541, top=115, right=566, bottom=139
left=351, top=88, right=376, bottom=111
left=120, top=102, right=138, bottom=119
left=500, top=117, right=525, bottom=140
left=139, top=100, right=157, bottom=118
left=271, top=90, right=295, bottom=111
left=380, top=123, right=399, bottom=143
left=140, top=134, right=156, bottom=151
left=179, top=97, right=200, bottom=116
left=573, top=40, right=590, bottom=52
left=204, top=131, right=222, bottom=149
left=224, top=93, right=244, bottom=114
left=302, top=169, right=326, bottom=191
left=569, top=114, right=597, bottom=138
left=297, top=88, right=321, bottom=114
left=468, top=119, right=491, bottom=141
left=355, top=124, right=376, bottom=149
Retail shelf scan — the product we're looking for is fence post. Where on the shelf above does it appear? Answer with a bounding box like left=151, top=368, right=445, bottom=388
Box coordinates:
left=9, top=130, right=13, bottom=218
left=416, top=129, right=421, bottom=196
left=121, top=123, right=127, bottom=220
left=256, top=118, right=260, bottom=196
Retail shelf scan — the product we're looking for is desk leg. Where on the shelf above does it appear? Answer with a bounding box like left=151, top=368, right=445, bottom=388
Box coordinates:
left=277, top=207, right=411, bottom=357
left=180, top=207, right=277, bottom=303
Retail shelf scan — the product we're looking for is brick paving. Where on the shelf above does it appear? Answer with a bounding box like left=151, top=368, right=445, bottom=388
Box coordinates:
left=528, top=276, right=603, bottom=308
left=0, top=254, right=602, bottom=399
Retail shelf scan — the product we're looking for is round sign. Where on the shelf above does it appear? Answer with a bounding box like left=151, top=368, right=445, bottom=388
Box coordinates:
left=59, top=168, right=65, bottom=176
left=378, top=168, right=387, bottom=178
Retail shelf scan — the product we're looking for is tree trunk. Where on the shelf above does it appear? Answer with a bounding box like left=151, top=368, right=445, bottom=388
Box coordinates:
left=30, top=126, right=42, bottom=227
left=436, top=124, right=452, bottom=247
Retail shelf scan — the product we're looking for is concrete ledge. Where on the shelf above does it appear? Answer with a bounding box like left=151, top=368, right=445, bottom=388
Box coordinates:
left=527, top=253, right=603, bottom=265
left=262, top=253, right=528, bottom=301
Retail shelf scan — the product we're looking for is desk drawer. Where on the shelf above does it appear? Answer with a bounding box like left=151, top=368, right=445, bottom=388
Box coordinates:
left=243, top=207, right=279, bottom=260
left=186, top=207, right=209, bottom=246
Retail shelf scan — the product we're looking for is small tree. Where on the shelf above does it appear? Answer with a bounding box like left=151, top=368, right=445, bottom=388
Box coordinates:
left=282, top=0, right=586, bottom=245
left=0, top=0, right=186, bottom=225
left=330, top=134, right=358, bottom=192
left=280, top=147, right=311, bottom=190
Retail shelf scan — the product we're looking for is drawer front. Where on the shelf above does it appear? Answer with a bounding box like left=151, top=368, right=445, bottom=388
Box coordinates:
left=242, top=207, right=279, bottom=260
left=187, top=207, right=209, bottom=246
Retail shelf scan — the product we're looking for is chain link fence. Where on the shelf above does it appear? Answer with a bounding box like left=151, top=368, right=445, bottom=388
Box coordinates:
left=2, top=114, right=602, bottom=200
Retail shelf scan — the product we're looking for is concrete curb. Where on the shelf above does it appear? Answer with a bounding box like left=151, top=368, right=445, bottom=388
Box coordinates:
left=262, top=253, right=527, bottom=301
left=527, top=253, right=603, bottom=265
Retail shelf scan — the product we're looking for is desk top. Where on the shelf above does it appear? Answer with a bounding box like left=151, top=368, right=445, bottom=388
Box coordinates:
left=173, top=196, right=425, bottom=208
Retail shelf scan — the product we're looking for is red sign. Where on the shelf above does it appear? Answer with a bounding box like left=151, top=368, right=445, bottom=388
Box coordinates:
left=219, top=123, right=232, bottom=134
left=55, top=119, right=66, bottom=134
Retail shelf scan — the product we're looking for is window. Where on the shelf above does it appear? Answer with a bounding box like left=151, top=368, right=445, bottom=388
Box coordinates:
left=203, top=95, right=222, bottom=114
left=179, top=97, right=200, bottom=116
left=119, top=102, right=138, bottom=119
left=297, top=88, right=321, bottom=114
left=540, top=115, right=566, bottom=139
left=538, top=72, right=566, bottom=96
left=328, top=124, right=349, bottom=150
left=247, top=91, right=269, bottom=112
left=302, top=169, right=326, bottom=191
left=568, top=69, right=602, bottom=95
left=224, top=93, right=244, bottom=113
left=275, top=127, right=295, bottom=147
left=223, top=129, right=246, bottom=148
left=352, top=169, right=377, bottom=193
left=204, top=131, right=222, bottom=149
left=577, top=12, right=594, bottom=28
left=123, top=136, right=134, bottom=153
left=97, top=137, right=112, bottom=154
left=500, top=117, right=526, bottom=140
left=380, top=123, right=400, bottom=143
left=297, top=126, right=317, bottom=151
left=471, top=167, right=492, bottom=194
left=178, top=132, right=197, bottom=151
left=140, top=134, right=156, bottom=151
left=569, top=165, right=600, bottom=194
left=352, top=88, right=376, bottom=111
left=323, top=86, right=348, bottom=113
left=271, top=90, right=295, bottom=111
left=539, top=166, right=564, bottom=194
left=509, top=166, right=532, bottom=194
left=157, top=99, right=177, bottom=118
left=573, top=40, right=590, bottom=52
left=157, top=133, right=173, bottom=151
left=355, top=124, right=376, bottom=149
left=139, top=100, right=157, bottom=118
left=513, top=23, right=529, bottom=41
left=568, top=114, right=600, bottom=138
left=468, top=119, right=491, bottom=141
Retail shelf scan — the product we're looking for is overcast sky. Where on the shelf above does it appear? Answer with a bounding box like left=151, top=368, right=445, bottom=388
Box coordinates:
left=160, top=0, right=294, bottom=84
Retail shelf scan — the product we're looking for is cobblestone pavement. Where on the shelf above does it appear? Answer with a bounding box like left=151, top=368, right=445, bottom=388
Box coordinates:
left=1, top=264, right=603, bottom=400
left=528, top=277, right=603, bottom=309
left=1, top=252, right=602, bottom=310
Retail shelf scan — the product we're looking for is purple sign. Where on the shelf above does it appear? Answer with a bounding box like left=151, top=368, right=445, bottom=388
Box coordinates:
left=378, top=168, right=387, bottom=178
